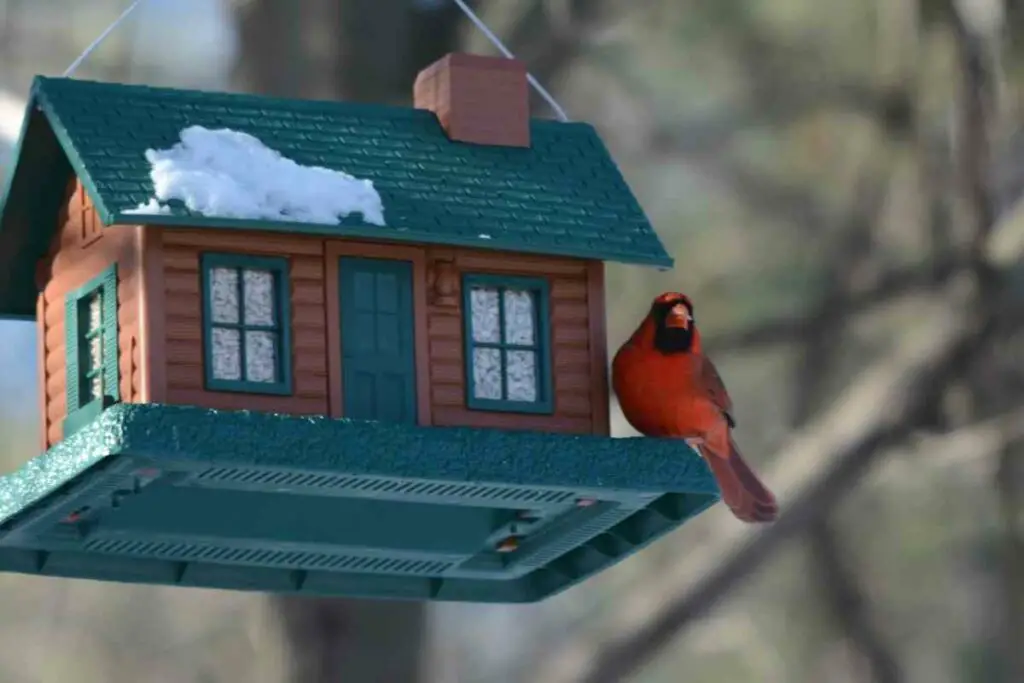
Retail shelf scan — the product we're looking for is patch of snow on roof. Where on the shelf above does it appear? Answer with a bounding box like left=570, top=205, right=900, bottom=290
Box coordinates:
left=124, top=198, right=171, bottom=215
left=125, top=125, right=385, bottom=226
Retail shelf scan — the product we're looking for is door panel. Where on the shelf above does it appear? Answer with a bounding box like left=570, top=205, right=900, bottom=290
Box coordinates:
left=338, top=257, right=417, bottom=423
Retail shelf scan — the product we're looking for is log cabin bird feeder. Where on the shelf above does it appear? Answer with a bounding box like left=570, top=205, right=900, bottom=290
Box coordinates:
left=0, top=53, right=717, bottom=603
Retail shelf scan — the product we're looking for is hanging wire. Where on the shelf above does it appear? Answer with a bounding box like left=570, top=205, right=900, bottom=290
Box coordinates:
left=451, top=0, right=570, bottom=122
left=62, top=0, right=147, bottom=78
left=61, top=0, right=570, bottom=122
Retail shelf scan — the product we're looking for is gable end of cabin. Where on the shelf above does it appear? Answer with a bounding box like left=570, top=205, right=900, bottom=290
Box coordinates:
left=36, top=178, right=146, bottom=449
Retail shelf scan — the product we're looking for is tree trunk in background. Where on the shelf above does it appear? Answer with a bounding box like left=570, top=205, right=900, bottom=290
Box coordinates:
left=231, top=2, right=593, bottom=680
left=230, top=1, right=470, bottom=681
left=233, top=0, right=469, bottom=105
left=272, top=597, right=428, bottom=682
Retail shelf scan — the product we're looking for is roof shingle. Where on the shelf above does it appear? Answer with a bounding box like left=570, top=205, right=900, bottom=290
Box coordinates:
left=0, top=76, right=672, bottom=317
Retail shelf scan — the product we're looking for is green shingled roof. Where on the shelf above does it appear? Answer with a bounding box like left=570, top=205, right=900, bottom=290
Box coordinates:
left=0, top=76, right=671, bottom=317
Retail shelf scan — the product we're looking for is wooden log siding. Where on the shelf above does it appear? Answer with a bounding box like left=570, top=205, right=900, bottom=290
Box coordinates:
left=39, top=180, right=144, bottom=448
left=424, top=248, right=608, bottom=436
left=149, top=235, right=607, bottom=435
left=159, top=230, right=330, bottom=415
left=38, top=211, right=609, bottom=441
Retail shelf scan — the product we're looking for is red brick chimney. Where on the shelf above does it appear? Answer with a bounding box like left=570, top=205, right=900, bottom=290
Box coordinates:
left=413, top=53, right=530, bottom=148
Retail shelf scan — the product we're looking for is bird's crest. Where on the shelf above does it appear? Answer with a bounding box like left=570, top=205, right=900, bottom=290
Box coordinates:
left=653, top=292, right=693, bottom=308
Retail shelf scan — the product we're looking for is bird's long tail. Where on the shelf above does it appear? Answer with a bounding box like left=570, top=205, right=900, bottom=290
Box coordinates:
left=703, top=436, right=779, bottom=523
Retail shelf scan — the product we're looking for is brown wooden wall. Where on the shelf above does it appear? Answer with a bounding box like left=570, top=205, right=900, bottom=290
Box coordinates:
left=144, top=230, right=609, bottom=437
left=151, top=230, right=330, bottom=415
left=422, top=248, right=609, bottom=435
left=38, top=180, right=143, bottom=449
left=39, top=204, right=610, bottom=445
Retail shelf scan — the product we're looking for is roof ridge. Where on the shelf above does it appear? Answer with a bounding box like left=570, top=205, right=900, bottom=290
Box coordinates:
left=31, top=75, right=589, bottom=133
left=0, top=73, right=672, bottom=318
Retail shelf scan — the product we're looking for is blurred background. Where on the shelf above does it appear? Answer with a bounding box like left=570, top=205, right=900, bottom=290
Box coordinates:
left=1, top=0, right=1023, bottom=682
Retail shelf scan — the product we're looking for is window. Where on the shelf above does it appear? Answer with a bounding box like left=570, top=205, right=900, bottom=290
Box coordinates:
left=63, top=264, right=119, bottom=437
left=462, top=274, right=552, bottom=413
left=201, top=253, right=292, bottom=395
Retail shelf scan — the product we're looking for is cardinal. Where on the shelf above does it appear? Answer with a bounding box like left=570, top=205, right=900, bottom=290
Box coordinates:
left=612, top=292, right=779, bottom=523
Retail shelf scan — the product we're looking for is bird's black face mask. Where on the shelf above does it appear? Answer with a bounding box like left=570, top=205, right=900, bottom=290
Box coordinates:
left=651, top=299, right=694, bottom=354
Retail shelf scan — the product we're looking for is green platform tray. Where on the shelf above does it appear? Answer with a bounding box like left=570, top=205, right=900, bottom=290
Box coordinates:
left=0, top=403, right=718, bottom=603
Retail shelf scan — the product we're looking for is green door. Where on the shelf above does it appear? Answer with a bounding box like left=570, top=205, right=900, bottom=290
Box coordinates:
left=338, top=257, right=418, bottom=423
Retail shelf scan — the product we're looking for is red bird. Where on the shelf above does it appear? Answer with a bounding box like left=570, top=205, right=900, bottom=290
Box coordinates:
left=612, top=292, right=779, bottom=523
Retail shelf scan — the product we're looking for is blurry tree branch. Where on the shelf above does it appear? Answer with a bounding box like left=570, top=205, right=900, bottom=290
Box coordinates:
left=793, top=101, right=906, bottom=680
left=702, top=251, right=970, bottom=352
left=945, top=4, right=1024, bottom=683
left=636, top=111, right=878, bottom=237
left=995, top=443, right=1024, bottom=683
left=594, top=51, right=902, bottom=235
left=588, top=5, right=924, bottom=240
left=702, top=170, right=1024, bottom=357
left=788, top=176, right=888, bottom=424
left=809, top=517, right=904, bottom=683
left=719, top=0, right=916, bottom=137
left=536, top=283, right=983, bottom=683
left=544, top=5, right=1019, bottom=681
left=642, top=108, right=939, bottom=242
left=948, top=0, right=998, bottom=268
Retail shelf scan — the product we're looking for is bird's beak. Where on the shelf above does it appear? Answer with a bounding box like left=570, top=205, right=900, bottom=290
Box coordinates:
left=665, top=304, right=690, bottom=329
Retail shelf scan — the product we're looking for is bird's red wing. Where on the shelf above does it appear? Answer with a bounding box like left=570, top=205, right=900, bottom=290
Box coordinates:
left=696, top=353, right=733, bottom=417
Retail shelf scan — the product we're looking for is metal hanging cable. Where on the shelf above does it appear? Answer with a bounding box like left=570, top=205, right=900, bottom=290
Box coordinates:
left=63, top=0, right=147, bottom=78
left=450, top=0, right=570, bottom=122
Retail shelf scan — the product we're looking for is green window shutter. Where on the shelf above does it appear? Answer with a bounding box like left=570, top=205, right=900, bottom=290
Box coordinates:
left=62, top=264, right=120, bottom=439
left=461, top=274, right=554, bottom=415
left=102, top=265, right=120, bottom=402
left=64, top=295, right=81, bottom=413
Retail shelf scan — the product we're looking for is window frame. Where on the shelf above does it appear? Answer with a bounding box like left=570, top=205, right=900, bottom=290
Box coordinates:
left=461, top=273, right=553, bottom=415
left=200, top=252, right=293, bottom=396
left=63, top=264, right=119, bottom=437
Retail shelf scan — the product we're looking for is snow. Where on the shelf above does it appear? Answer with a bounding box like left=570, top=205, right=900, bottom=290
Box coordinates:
left=124, top=198, right=171, bottom=215
left=124, top=125, right=385, bottom=226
